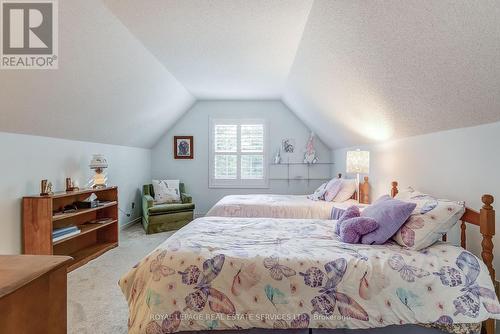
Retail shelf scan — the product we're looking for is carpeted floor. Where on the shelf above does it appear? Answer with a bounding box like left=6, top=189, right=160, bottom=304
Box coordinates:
left=68, top=223, right=174, bottom=334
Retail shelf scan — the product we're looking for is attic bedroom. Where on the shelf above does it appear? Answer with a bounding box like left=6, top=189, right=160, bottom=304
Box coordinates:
left=0, top=1, right=499, bottom=334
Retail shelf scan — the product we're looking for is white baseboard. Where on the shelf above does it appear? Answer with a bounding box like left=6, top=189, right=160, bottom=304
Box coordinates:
left=120, top=217, right=141, bottom=230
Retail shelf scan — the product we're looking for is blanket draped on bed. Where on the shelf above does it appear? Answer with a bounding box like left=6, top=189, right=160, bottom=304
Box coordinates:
left=119, top=217, right=500, bottom=334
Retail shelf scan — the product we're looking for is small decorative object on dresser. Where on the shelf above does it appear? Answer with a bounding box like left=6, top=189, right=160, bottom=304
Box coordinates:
left=40, top=179, right=53, bottom=196
left=22, top=186, right=118, bottom=272
left=89, top=154, right=108, bottom=188
left=65, top=177, right=79, bottom=192
left=174, top=136, right=194, bottom=159
left=0, top=255, right=72, bottom=334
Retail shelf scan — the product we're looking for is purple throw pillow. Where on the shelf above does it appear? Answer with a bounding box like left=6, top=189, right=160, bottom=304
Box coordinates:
left=360, top=195, right=416, bottom=244
left=334, top=205, right=360, bottom=235
left=339, top=217, right=379, bottom=244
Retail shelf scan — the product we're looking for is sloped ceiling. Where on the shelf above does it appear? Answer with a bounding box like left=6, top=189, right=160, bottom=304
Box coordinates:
left=284, top=0, right=500, bottom=148
left=1, top=0, right=500, bottom=149
left=102, top=0, right=313, bottom=99
left=0, top=0, right=194, bottom=148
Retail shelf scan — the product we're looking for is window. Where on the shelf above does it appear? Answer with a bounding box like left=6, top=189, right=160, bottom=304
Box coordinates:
left=209, top=118, right=268, bottom=188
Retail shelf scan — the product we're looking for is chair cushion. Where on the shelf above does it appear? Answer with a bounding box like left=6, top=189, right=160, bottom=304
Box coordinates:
left=148, top=203, right=195, bottom=215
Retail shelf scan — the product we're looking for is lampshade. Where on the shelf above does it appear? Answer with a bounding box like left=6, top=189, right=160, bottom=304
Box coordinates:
left=89, top=154, right=108, bottom=169
left=346, top=150, right=370, bottom=174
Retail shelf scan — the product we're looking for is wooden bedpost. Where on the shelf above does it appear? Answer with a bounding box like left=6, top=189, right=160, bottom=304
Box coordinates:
left=391, top=181, right=398, bottom=198
left=480, top=194, right=495, bottom=280
left=480, top=194, right=495, bottom=334
left=360, top=176, right=370, bottom=204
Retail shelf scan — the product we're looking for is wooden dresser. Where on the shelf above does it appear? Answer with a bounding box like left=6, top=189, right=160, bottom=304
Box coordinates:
left=0, top=255, right=72, bottom=333
left=22, top=187, right=119, bottom=272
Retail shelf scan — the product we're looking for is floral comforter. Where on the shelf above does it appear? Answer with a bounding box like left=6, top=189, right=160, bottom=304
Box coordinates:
left=206, top=194, right=358, bottom=219
left=119, top=217, right=500, bottom=333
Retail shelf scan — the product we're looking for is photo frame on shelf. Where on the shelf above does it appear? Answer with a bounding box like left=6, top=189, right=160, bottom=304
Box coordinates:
left=173, top=136, right=194, bottom=159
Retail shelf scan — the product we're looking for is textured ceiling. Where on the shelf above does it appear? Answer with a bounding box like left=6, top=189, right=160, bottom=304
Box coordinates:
left=103, top=0, right=313, bottom=99
left=284, top=0, right=500, bottom=148
left=1, top=0, right=499, bottom=149
left=0, top=0, right=194, bottom=148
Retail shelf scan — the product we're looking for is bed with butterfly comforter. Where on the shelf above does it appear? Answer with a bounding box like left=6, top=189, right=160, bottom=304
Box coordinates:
left=119, top=217, right=500, bottom=334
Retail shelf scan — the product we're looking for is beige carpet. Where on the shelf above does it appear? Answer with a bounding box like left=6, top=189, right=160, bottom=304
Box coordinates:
left=68, top=223, right=174, bottom=334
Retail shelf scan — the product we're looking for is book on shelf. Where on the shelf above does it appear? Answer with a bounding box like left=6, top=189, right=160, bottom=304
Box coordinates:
left=52, top=226, right=78, bottom=237
left=52, top=229, right=81, bottom=242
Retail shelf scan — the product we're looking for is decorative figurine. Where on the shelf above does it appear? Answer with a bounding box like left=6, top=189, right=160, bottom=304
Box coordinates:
left=303, top=132, right=318, bottom=164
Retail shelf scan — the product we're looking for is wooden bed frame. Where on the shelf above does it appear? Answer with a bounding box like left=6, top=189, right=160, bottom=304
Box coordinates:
left=391, top=181, right=496, bottom=334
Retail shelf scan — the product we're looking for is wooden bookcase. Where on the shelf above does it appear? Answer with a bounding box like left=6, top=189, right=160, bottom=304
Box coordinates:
left=22, top=187, right=119, bottom=272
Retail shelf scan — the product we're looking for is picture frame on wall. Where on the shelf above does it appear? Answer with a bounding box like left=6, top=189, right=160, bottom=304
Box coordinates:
left=174, top=136, right=194, bottom=159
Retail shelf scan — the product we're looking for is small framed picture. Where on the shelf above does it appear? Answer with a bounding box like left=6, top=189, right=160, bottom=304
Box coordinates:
left=174, top=136, right=194, bottom=159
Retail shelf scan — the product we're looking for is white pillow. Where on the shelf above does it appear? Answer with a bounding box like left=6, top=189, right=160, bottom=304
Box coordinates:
left=152, top=179, right=181, bottom=204
left=308, top=182, right=328, bottom=201
left=393, top=187, right=465, bottom=250
left=324, top=178, right=343, bottom=202
left=333, top=179, right=357, bottom=202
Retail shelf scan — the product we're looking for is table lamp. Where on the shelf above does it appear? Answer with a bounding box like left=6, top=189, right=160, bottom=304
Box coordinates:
left=346, top=149, right=370, bottom=201
left=89, top=154, right=108, bottom=188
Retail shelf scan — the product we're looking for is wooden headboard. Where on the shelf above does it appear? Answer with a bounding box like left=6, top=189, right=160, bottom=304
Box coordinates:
left=391, top=181, right=496, bottom=334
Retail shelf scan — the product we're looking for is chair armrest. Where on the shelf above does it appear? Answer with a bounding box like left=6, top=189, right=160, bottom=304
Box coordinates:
left=143, top=194, right=155, bottom=209
left=181, top=193, right=192, bottom=204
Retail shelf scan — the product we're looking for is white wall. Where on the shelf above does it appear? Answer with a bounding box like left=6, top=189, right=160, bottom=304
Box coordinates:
left=332, top=121, right=500, bottom=269
left=151, top=100, right=331, bottom=214
left=0, top=131, right=151, bottom=254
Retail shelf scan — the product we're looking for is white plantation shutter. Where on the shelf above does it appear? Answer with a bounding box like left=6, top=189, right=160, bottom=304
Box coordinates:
left=214, top=125, right=237, bottom=152
left=214, top=155, right=237, bottom=179
left=210, top=119, right=267, bottom=188
left=241, top=155, right=264, bottom=179
left=241, top=124, right=264, bottom=152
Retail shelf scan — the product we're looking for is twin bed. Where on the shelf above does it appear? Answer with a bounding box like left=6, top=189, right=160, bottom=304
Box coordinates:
left=120, top=182, right=499, bottom=334
left=206, top=174, right=366, bottom=219
left=206, top=194, right=361, bottom=219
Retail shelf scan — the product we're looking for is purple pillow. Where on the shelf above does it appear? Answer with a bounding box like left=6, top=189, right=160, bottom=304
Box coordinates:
left=360, top=195, right=417, bottom=245
left=339, top=217, right=379, bottom=244
left=334, top=205, right=360, bottom=235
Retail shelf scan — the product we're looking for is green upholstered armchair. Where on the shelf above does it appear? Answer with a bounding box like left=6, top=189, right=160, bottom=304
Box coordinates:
left=142, top=183, right=195, bottom=234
